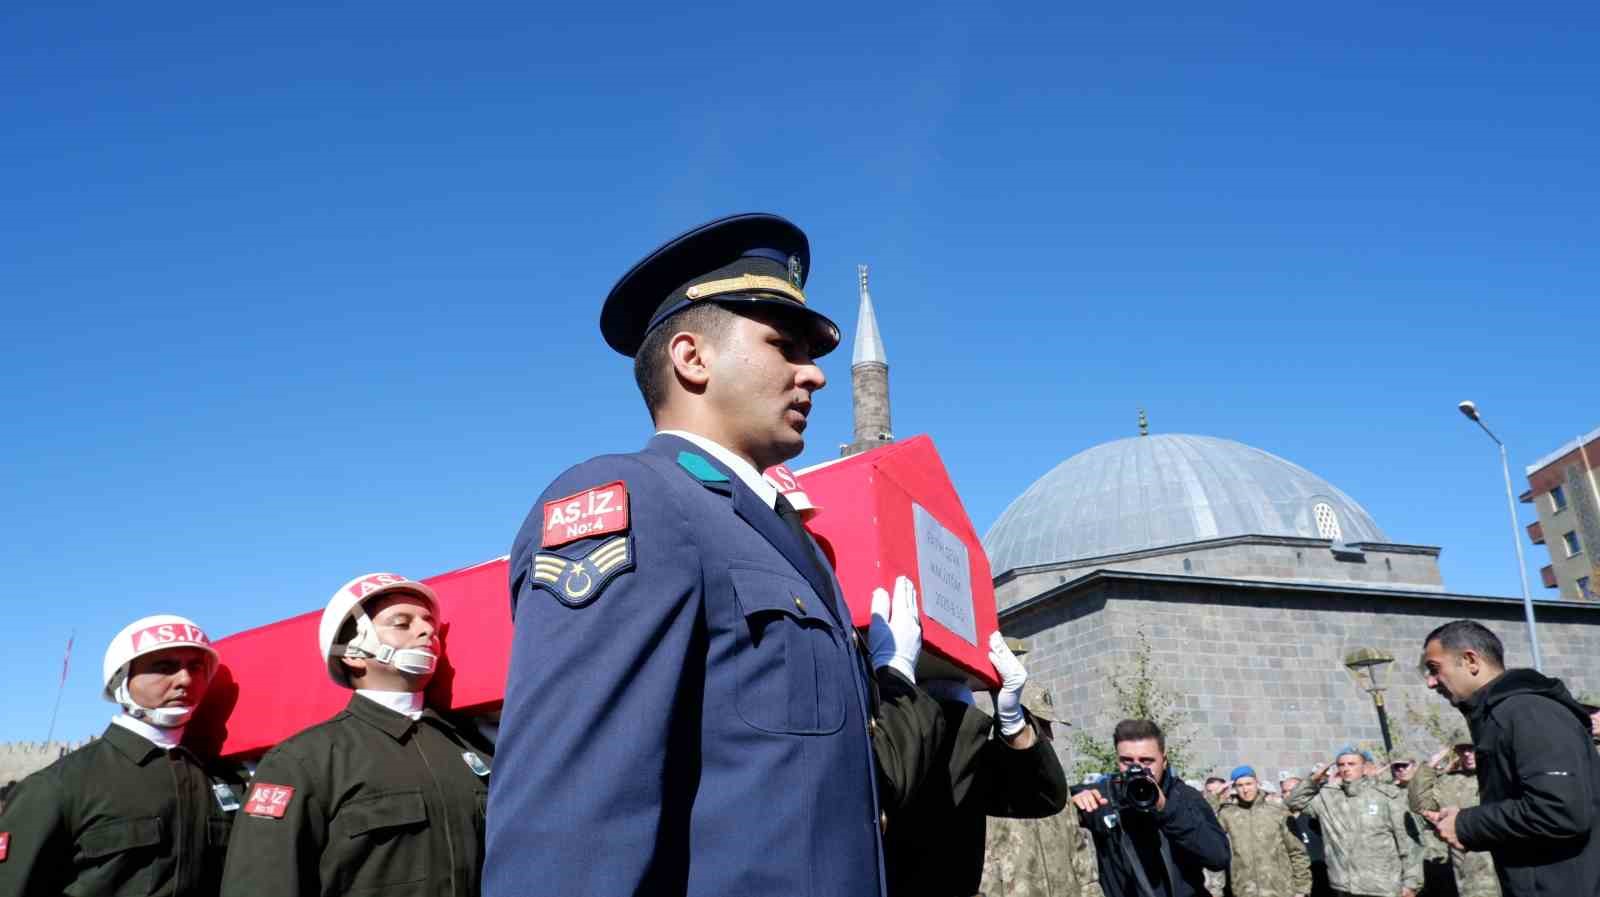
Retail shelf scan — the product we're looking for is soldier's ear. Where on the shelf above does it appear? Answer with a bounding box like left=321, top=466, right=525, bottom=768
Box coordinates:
left=667, top=330, right=713, bottom=390
left=340, top=656, right=368, bottom=679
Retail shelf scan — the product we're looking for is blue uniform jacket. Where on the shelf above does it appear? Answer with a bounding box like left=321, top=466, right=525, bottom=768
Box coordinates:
left=485, top=434, right=886, bottom=897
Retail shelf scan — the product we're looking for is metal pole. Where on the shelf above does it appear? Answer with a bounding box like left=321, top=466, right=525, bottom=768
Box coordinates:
left=45, top=677, right=66, bottom=743
left=1373, top=691, right=1395, bottom=756
left=1480, top=424, right=1544, bottom=671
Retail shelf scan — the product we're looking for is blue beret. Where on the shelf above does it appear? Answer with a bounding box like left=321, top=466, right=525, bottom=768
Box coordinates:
left=599, top=212, right=841, bottom=358
left=1334, top=744, right=1361, bottom=760
left=1361, top=750, right=1376, bottom=762
left=1229, top=765, right=1256, bottom=781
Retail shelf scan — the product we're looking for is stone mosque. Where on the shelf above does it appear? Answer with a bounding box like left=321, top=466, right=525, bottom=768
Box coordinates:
left=843, top=267, right=1600, bottom=780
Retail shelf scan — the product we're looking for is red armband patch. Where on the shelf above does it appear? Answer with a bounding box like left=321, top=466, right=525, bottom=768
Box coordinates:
left=243, top=783, right=295, bottom=819
left=0, top=831, right=9, bottom=861
left=542, top=481, right=629, bottom=547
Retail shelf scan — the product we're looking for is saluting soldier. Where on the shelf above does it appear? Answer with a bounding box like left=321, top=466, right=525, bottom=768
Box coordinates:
left=0, top=615, right=241, bottom=897
left=219, top=573, right=493, bottom=897
left=485, top=212, right=939, bottom=897
left=1409, top=739, right=1500, bottom=897
left=1286, top=747, right=1423, bottom=897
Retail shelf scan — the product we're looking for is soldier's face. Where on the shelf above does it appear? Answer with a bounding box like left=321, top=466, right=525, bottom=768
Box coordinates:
left=1235, top=777, right=1259, bottom=802
left=1591, top=711, right=1599, bottom=738
left=1281, top=777, right=1301, bottom=794
left=1115, top=738, right=1166, bottom=781
left=365, top=593, right=440, bottom=686
left=127, top=646, right=212, bottom=713
left=1456, top=747, right=1476, bottom=771
left=1336, top=754, right=1364, bottom=782
left=703, top=310, right=826, bottom=469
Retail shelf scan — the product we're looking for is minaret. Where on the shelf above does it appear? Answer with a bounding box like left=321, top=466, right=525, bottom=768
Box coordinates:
left=843, top=264, right=893, bottom=456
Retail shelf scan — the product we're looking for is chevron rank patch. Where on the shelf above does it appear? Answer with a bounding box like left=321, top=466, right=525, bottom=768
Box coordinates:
left=532, top=534, right=634, bottom=607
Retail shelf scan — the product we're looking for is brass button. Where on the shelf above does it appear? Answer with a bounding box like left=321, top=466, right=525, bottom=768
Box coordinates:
left=867, top=718, right=879, bottom=738
left=879, top=811, right=889, bottom=834
left=793, top=596, right=805, bottom=613
left=851, top=630, right=861, bottom=646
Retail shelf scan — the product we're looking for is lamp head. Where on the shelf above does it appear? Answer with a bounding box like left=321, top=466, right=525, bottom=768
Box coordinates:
left=1457, top=400, right=1480, bottom=421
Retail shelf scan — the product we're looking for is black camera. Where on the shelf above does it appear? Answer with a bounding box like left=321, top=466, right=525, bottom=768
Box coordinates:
left=1103, top=764, right=1161, bottom=813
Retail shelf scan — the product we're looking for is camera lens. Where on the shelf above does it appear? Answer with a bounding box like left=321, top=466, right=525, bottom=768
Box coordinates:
left=1126, top=775, right=1159, bottom=810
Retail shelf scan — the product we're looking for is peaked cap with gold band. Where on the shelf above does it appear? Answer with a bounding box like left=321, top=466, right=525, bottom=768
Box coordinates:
left=599, top=212, right=842, bottom=358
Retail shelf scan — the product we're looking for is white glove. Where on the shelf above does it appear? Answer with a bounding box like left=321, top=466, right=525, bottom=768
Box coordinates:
left=868, top=575, right=921, bottom=683
left=989, top=631, right=1028, bottom=736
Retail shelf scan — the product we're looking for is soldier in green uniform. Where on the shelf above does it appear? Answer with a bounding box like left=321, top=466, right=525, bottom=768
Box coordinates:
left=0, top=614, right=240, bottom=897
left=1286, top=747, right=1423, bottom=897
left=1217, top=767, right=1312, bottom=897
left=219, top=572, right=493, bottom=897
left=1390, top=757, right=1455, bottom=897
left=882, top=637, right=1069, bottom=897
left=980, top=710, right=1100, bottom=897
left=1409, top=740, right=1500, bottom=897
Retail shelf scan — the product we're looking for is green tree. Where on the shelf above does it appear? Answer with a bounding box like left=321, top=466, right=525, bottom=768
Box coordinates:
left=1071, top=627, right=1196, bottom=780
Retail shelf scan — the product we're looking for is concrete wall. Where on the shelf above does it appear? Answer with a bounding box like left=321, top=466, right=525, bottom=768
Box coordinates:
left=1002, top=576, right=1600, bottom=781
left=996, top=538, right=1445, bottom=611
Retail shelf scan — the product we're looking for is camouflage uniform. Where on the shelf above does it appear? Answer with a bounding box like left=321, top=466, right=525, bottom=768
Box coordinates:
left=981, top=800, right=1098, bottom=897
left=1217, top=797, right=1313, bottom=897
left=1286, top=775, right=1423, bottom=897
left=1202, top=789, right=1230, bottom=897
left=1407, top=766, right=1500, bottom=897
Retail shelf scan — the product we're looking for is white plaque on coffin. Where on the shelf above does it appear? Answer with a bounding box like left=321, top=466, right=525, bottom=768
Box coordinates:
left=913, top=502, right=978, bottom=646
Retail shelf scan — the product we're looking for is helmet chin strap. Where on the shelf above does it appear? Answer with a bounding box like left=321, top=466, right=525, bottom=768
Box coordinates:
left=340, top=615, right=438, bottom=679
left=113, top=679, right=195, bottom=728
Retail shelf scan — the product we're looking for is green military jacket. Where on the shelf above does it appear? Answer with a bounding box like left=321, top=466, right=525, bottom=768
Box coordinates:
left=1286, top=775, right=1422, bottom=897
left=0, top=722, right=242, bottom=897
left=981, top=798, right=1098, bottom=897
left=1407, top=765, right=1501, bottom=897
left=219, top=694, right=492, bottom=897
left=882, top=700, right=1068, bottom=897
left=1216, top=797, right=1312, bottom=897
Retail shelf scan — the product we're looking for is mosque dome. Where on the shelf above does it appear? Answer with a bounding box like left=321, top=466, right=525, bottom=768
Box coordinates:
left=982, top=434, right=1388, bottom=575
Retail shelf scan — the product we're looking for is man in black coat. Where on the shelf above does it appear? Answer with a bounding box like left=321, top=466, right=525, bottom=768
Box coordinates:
left=1420, top=619, right=1600, bottom=897
left=1070, top=719, right=1230, bottom=897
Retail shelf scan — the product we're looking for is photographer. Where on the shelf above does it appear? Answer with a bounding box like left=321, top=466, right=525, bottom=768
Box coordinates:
left=1070, top=720, right=1229, bottom=897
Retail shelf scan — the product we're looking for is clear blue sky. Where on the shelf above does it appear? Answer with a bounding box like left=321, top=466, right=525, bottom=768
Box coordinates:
left=4, top=2, right=1597, bottom=743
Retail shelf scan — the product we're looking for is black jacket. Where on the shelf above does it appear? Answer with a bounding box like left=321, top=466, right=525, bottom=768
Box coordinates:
left=1456, top=668, right=1600, bottom=897
left=0, top=723, right=242, bottom=897
left=219, top=694, right=493, bottom=897
left=1079, top=768, right=1230, bottom=897
left=882, top=700, right=1068, bottom=897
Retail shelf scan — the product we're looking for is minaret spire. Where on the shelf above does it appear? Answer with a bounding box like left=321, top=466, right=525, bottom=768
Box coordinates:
left=852, top=265, right=887, bottom=366
left=843, top=264, right=894, bottom=456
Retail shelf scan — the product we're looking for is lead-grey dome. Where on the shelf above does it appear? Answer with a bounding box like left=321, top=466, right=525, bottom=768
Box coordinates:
left=983, top=434, right=1387, bottom=575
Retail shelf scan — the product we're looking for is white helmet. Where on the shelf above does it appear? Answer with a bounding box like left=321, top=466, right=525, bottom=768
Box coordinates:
left=102, top=614, right=219, bottom=728
left=319, top=572, right=441, bottom=687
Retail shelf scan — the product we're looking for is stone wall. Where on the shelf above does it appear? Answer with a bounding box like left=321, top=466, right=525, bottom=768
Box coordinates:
left=0, top=739, right=92, bottom=786
left=995, top=537, right=1445, bottom=612
left=844, top=362, right=892, bottom=456
left=1003, top=575, right=1600, bottom=782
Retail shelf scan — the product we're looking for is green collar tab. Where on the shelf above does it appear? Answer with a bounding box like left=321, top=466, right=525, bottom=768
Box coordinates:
left=677, top=451, right=729, bottom=482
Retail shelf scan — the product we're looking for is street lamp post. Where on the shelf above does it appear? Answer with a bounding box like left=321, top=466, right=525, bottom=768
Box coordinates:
left=1457, top=400, right=1545, bottom=671
left=1345, top=648, right=1396, bottom=756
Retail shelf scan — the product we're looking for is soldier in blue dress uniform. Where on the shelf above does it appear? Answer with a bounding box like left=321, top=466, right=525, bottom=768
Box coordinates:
left=485, top=213, right=939, bottom=897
